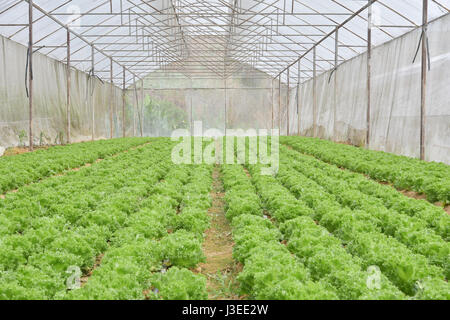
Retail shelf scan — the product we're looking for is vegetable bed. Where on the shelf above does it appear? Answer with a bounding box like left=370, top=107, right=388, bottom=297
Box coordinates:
left=0, top=138, right=151, bottom=194
left=0, top=137, right=448, bottom=300
left=282, top=136, right=450, bottom=204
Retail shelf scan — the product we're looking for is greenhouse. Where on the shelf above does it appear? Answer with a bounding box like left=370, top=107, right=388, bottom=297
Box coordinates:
left=0, top=0, right=449, bottom=302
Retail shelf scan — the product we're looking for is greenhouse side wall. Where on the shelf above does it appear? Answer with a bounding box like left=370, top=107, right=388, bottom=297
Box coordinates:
left=0, top=34, right=125, bottom=148
left=291, top=13, right=450, bottom=165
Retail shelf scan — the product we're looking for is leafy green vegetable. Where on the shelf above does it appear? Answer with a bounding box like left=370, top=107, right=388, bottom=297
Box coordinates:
left=149, top=267, right=208, bottom=300
left=282, top=136, right=450, bottom=204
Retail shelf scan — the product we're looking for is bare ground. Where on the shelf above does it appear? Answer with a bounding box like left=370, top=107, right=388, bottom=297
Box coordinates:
left=380, top=182, right=449, bottom=214
left=80, top=253, right=105, bottom=287
left=196, top=166, right=243, bottom=300
left=2, top=146, right=50, bottom=157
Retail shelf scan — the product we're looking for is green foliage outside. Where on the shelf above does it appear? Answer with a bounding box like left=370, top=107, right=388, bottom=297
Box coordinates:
left=143, top=95, right=188, bottom=136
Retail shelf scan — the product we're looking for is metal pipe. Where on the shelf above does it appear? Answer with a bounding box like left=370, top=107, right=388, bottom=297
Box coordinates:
left=286, top=67, right=290, bottom=136
left=133, top=76, right=136, bottom=137
left=297, top=60, right=301, bottom=136
left=190, top=78, right=193, bottom=136
left=110, top=57, right=114, bottom=139
left=224, top=79, right=227, bottom=136
left=420, top=0, right=428, bottom=160
left=313, top=46, right=317, bottom=138
left=271, top=78, right=274, bottom=130
left=334, top=29, right=339, bottom=141
left=367, top=0, right=373, bottom=148
left=278, top=75, right=282, bottom=131
left=28, top=0, right=33, bottom=151
left=133, top=76, right=142, bottom=137
left=123, top=67, right=126, bottom=138
left=140, top=79, right=144, bottom=137
left=66, top=29, right=71, bottom=144
left=91, top=46, right=95, bottom=141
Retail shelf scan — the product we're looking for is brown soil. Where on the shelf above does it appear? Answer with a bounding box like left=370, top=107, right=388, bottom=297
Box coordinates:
left=443, top=204, right=450, bottom=215
left=2, top=146, right=51, bottom=157
left=68, top=159, right=105, bottom=173
left=380, top=181, right=448, bottom=213
left=0, top=189, right=17, bottom=199
left=399, top=188, right=427, bottom=201
left=80, top=253, right=105, bottom=287
left=196, top=166, right=243, bottom=300
left=243, top=167, right=251, bottom=178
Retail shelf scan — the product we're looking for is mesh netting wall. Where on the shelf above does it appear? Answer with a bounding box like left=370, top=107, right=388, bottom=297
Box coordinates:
left=0, top=34, right=128, bottom=147
left=288, top=13, right=450, bottom=164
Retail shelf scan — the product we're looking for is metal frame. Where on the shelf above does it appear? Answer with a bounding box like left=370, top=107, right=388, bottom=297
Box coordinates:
left=420, top=0, right=429, bottom=160
left=27, top=0, right=33, bottom=150
left=367, top=0, right=373, bottom=147
left=67, top=29, right=71, bottom=144
left=0, top=0, right=448, bottom=154
left=1, top=0, right=447, bottom=87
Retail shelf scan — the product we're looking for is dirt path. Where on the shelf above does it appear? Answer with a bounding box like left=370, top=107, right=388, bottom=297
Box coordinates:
left=197, top=166, right=241, bottom=300
left=2, top=146, right=50, bottom=157
left=391, top=184, right=449, bottom=214
left=80, top=253, right=105, bottom=287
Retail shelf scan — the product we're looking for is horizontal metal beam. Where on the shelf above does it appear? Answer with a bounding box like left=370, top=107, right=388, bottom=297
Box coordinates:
left=276, top=0, right=379, bottom=77
left=0, top=0, right=444, bottom=85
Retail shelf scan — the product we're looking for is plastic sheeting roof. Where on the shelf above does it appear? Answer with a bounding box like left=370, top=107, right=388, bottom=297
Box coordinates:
left=0, top=0, right=449, bottom=86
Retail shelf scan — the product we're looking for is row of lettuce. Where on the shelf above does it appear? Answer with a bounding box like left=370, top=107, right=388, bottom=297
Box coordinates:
left=281, top=147, right=449, bottom=262
left=2, top=135, right=447, bottom=300
left=0, top=139, right=213, bottom=300
left=286, top=146, right=448, bottom=298
left=277, top=150, right=448, bottom=299
left=281, top=136, right=450, bottom=204
left=222, top=165, right=339, bottom=299
left=0, top=137, right=150, bottom=194
left=221, top=143, right=448, bottom=299
left=222, top=165, right=411, bottom=300
left=67, top=163, right=212, bottom=300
